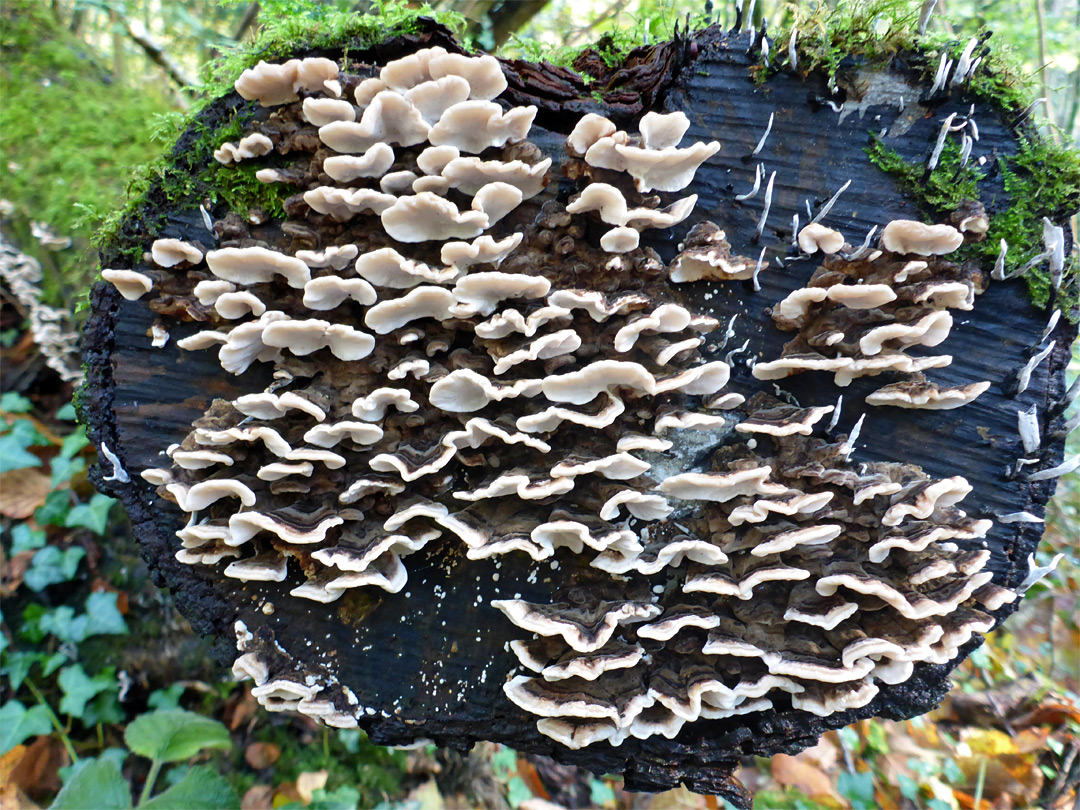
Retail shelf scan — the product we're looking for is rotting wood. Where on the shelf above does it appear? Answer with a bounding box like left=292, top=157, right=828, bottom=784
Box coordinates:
left=81, top=18, right=1077, bottom=807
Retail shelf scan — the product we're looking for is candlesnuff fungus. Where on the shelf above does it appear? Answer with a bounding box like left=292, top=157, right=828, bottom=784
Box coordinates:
left=86, top=20, right=1075, bottom=802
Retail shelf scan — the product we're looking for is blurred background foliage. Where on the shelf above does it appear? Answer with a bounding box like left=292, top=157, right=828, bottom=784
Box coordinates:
left=0, top=1, right=1077, bottom=808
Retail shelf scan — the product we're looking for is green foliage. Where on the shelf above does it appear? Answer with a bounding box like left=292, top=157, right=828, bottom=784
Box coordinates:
left=281, top=785, right=362, bottom=810
left=51, top=758, right=134, bottom=810
left=0, top=417, right=49, bottom=472
left=126, top=710, right=233, bottom=763
left=0, top=699, right=54, bottom=753
left=765, top=0, right=1045, bottom=122
left=836, top=771, right=876, bottom=809
left=775, top=0, right=921, bottom=79
left=58, top=664, right=117, bottom=717
left=23, top=545, right=86, bottom=591
left=47, top=713, right=238, bottom=810
left=866, top=131, right=1080, bottom=314
left=0, top=0, right=176, bottom=302
left=139, top=766, right=238, bottom=810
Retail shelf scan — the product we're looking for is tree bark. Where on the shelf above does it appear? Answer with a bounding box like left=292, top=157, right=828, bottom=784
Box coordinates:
left=80, top=19, right=1077, bottom=807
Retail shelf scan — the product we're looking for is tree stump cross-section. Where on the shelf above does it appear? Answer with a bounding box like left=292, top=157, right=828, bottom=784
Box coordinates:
left=82, top=19, right=1077, bottom=806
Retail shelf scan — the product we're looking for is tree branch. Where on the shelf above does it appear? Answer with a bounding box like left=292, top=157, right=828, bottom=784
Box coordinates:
left=125, top=19, right=197, bottom=91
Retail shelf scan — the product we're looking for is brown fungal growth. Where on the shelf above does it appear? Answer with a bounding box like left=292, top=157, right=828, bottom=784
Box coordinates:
left=84, top=24, right=1075, bottom=803
left=755, top=232, right=987, bottom=387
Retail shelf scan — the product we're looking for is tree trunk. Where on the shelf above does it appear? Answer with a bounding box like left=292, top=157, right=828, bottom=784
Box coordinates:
left=80, top=18, right=1078, bottom=807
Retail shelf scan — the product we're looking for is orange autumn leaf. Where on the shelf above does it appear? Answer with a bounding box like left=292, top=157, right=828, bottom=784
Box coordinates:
left=244, top=742, right=281, bottom=769
left=0, top=469, right=51, bottom=519
left=770, top=753, right=836, bottom=799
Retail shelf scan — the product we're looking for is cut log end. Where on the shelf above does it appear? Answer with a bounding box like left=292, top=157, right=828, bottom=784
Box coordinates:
left=81, top=21, right=1076, bottom=806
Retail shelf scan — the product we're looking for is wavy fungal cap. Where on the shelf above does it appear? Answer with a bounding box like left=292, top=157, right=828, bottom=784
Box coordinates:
left=103, top=43, right=1021, bottom=753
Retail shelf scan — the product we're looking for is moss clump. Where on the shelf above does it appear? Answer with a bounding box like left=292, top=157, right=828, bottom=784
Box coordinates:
left=866, top=134, right=1080, bottom=314
left=866, top=137, right=985, bottom=210
left=200, top=0, right=468, bottom=102
left=769, top=0, right=1037, bottom=115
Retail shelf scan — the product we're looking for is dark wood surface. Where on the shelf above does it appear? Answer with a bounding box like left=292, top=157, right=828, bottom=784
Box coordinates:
left=81, top=23, right=1076, bottom=803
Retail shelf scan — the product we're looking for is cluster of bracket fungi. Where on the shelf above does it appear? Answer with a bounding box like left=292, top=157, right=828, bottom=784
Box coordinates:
left=103, top=45, right=1036, bottom=747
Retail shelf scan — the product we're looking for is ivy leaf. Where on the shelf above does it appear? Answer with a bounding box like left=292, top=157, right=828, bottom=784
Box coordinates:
left=83, top=591, right=129, bottom=638
left=0, top=427, right=43, bottom=472
left=125, top=710, right=232, bottom=763
left=148, top=683, right=187, bottom=712
left=64, top=493, right=115, bottom=535
left=35, top=489, right=72, bottom=526
left=0, top=392, right=33, bottom=413
left=50, top=757, right=133, bottom=810
left=1, top=650, right=43, bottom=693
left=83, top=686, right=124, bottom=726
left=56, top=402, right=78, bottom=421
left=836, top=771, right=876, bottom=810
left=59, top=429, right=89, bottom=459
left=58, top=664, right=113, bottom=719
left=23, top=545, right=86, bottom=591
left=0, top=699, right=53, bottom=753
left=42, top=650, right=69, bottom=677
left=10, top=523, right=46, bottom=554
left=51, top=454, right=86, bottom=487
left=140, top=765, right=239, bottom=810
left=37, top=605, right=80, bottom=643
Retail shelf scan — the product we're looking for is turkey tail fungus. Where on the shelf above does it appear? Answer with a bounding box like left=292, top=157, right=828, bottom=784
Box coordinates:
left=80, top=11, right=1078, bottom=807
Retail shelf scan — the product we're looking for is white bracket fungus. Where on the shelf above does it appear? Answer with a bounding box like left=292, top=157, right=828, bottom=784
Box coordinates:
left=131, top=46, right=1042, bottom=758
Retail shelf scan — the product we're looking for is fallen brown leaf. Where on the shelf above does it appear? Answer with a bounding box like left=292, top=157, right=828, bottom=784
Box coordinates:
left=0, top=469, right=51, bottom=519
left=8, top=736, right=68, bottom=801
left=0, top=783, right=41, bottom=810
left=223, top=685, right=258, bottom=731
left=296, top=770, right=328, bottom=804
left=770, top=753, right=835, bottom=799
left=0, top=747, right=28, bottom=783
left=240, top=785, right=273, bottom=810
left=0, top=551, right=33, bottom=597
left=244, top=741, right=280, bottom=769
left=272, top=781, right=301, bottom=806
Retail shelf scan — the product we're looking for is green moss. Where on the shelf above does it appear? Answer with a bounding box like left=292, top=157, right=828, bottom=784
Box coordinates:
left=768, top=0, right=1035, bottom=114
left=200, top=0, right=468, bottom=102
left=866, top=134, right=1080, bottom=314
left=0, top=0, right=175, bottom=301
left=866, top=137, right=985, bottom=210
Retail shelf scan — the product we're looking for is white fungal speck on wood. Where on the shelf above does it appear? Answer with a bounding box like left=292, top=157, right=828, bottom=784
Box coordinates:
left=736, top=163, right=763, bottom=201
left=101, top=442, right=130, bottom=483
left=1028, top=455, right=1079, bottom=481
left=751, top=113, right=774, bottom=157
left=991, top=238, right=1008, bottom=281
left=755, top=171, right=776, bottom=240
left=1018, top=552, right=1064, bottom=592
left=1018, top=405, right=1040, bottom=454
left=1017, top=341, right=1055, bottom=395
left=810, top=178, right=851, bottom=224
left=927, top=112, right=958, bottom=171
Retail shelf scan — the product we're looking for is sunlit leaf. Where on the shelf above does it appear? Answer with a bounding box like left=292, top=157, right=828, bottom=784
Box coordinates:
left=125, top=710, right=232, bottom=763
left=51, top=757, right=133, bottom=810
left=140, top=764, right=239, bottom=810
